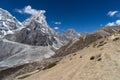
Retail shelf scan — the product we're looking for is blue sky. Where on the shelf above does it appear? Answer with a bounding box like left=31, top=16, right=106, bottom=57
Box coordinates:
left=0, top=0, right=120, bottom=32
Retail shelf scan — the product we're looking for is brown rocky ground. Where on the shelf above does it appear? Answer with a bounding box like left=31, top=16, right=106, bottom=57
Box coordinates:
left=54, top=26, right=120, bottom=58
left=0, top=58, right=61, bottom=80
left=15, top=32, right=120, bottom=80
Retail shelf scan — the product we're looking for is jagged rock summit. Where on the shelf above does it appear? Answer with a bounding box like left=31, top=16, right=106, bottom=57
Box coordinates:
left=5, top=9, right=79, bottom=50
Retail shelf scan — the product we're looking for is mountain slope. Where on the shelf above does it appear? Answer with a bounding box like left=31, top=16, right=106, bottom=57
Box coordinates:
left=54, top=26, right=120, bottom=57
left=19, top=31, right=120, bottom=80
left=0, top=8, right=23, bottom=37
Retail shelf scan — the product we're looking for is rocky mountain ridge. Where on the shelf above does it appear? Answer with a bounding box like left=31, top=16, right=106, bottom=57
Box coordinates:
left=54, top=26, right=120, bottom=57
left=0, top=8, right=79, bottom=69
left=0, top=8, right=23, bottom=38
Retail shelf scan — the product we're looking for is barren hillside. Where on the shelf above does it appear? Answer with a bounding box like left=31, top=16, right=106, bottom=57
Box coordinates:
left=16, top=32, right=120, bottom=80
left=54, top=26, right=120, bottom=57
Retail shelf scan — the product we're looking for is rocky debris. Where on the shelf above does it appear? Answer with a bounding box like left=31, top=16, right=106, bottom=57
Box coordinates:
left=113, top=37, right=119, bottom=41
left=110, top=34, right=120, bottom=41
left=97, top=41, right=107, bottom=48
left=93, top=40, right=107, bottom=48
left=80, top=56, right=82, bottom=58
left=90, top=54, right=102, bottom=61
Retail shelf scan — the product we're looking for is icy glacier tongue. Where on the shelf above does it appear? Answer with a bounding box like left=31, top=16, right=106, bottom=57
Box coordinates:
left=0, top=8, right=23, bottom=38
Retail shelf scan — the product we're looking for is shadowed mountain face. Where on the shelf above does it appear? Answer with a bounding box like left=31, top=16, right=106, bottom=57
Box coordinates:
left=4, top=10, right=79, bottom=50
left=4, top=11, right=62, bottom=50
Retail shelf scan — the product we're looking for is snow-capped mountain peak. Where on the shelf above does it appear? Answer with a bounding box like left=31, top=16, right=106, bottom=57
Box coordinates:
left=32, top=10, right=46, bottom=20
left=23, top=10, right=48, bottom=27
left=0, top=8, right=13, bottom=20
left=0, top=8, right=23, bottom=37
left=0, top=8, right=80, bottom=68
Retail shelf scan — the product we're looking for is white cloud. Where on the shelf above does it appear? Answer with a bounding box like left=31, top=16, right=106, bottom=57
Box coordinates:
left=16, top=9, right=23, bottom=14
left=54, top=22, right=61, bottom=25
left=16, top=5, right=45, bottom=15
left=105, top=19, right=120, bottom=26
left=106, top=22, right=116, bottom=26
left=107, top=11, right=119, bottom=17
left=54, top=27, right=59, bottom=30
left=116, top=20, right=120, bottom=25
